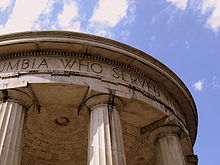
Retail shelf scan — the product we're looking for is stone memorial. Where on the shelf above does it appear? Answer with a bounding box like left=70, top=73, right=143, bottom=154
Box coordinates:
left=0, top=31, right=198, bottom=165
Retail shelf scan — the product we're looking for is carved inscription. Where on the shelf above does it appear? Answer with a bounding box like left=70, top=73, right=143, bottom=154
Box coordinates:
left=0, top=57, right=179, bottom=112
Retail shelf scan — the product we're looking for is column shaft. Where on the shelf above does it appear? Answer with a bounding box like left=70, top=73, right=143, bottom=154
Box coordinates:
left=0, top=101, right=25, bottom=165
left=88, top=104, right=126, bottom=165
left=156, top=135, right=186, bottom=165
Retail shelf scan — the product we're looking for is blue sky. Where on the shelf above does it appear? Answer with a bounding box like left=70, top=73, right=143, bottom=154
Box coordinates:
left=0, top=0, right=220, bottom=164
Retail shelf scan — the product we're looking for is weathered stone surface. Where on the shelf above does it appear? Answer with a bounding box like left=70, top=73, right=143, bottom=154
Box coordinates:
left=0, top=56, right=183, bottom=119
left=0, top=31, right=198, bottom=165
left=156, top=135, right=186, bottom=165
left=21, top=105, right=89, bottom=165
left=0, top=101, right=25, bottom=165
left=88, top=104, right=126, bottom=165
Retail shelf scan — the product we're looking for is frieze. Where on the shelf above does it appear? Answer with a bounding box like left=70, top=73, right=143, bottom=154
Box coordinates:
left=0, top=53, right=182, bottom=118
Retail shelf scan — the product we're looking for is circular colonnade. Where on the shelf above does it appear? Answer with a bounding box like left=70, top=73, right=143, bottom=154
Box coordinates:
left=0, top=31, right=198, bottom=165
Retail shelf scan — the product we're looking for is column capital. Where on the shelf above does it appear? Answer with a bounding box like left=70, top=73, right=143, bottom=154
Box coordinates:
left=148, top=124, right=185, bottom=145
left=0, top=89, right=33, bottom=109
left=152, top=125, right=188, bottom=165
left=84, top=93, right=124, bottom=112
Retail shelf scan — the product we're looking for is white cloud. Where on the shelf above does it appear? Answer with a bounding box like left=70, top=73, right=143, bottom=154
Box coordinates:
left=123, top=0, right=136, bottom=25
left=87, top=0, right=135, bottom=38
left=164, top=0, right=220, bottom=33
left=95, top=29, right=111, bottom=37
left=120, top=30, right=130, bottom=41
left=151, top=16, right=158, bottom=25
left=200, top=0, right=220, bottom=33
left=0, top=0, right=51, bottom=34
left=193, top=80, right=204, bottom=91
left=0, top=0, right=13, bottom=11
left=166, top=0, right=189, bottom=10
left=58, top=1, right=80, bottom=30
left=212, top=76, right=220, bottom=89
left=86, top=22, right=113, bottom=38
left=150, top=35, right=156, bottom=41
left=89, top=0, right=128, bottom=27
left=31, top=0, right=57, bottom=30
left=185, top=40, right=190, bottom=48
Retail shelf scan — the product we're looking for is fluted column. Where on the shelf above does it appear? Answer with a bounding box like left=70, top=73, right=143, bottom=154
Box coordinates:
left=149, top=126, right=187, bottom=165
left=86, top=94, right=126, bottom=165
left=0, top=101, right=25, bottom=165
left=156, top=133, right=186, bottom=165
